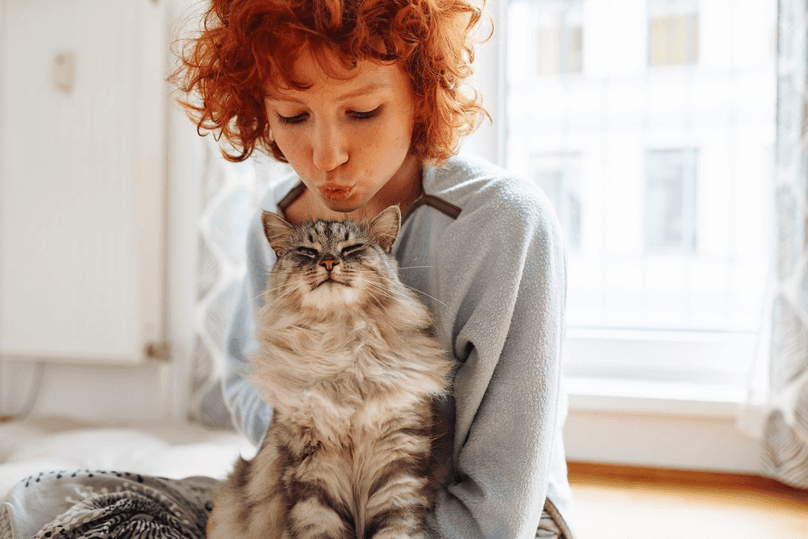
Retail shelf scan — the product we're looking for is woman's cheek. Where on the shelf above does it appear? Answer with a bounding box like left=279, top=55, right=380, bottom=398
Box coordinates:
left=272, top=129, right=303, bottom=161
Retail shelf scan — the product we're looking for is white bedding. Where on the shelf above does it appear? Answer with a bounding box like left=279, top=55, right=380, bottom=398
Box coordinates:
left=0, top=416, right=256, bottom=499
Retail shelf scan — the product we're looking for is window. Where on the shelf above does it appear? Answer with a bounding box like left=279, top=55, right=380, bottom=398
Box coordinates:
left=645, top=148, right=698, bottom=252
left=500, top=0, right=776, bottom=387
left=536, top=2, right=583, bottom=75
left=649, top=0, right=699, bottom=66
left=532, top=153, right=582, bottom=250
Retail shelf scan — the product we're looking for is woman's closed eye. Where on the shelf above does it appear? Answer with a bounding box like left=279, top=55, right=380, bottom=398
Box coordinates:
left=275, top=107, right=382, bottom=125
left=348, top=106, right=382, bottom=121
left=276, top=112, right=308, bottom=125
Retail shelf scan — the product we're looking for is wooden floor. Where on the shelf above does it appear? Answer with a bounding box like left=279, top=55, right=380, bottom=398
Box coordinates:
left=567, top=463, right=808, bottom=539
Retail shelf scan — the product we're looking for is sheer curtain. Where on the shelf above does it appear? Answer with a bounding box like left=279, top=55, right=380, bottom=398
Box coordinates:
left=186, top=138, right=288, bottom=430
left=760, top=0, right=808, bottom=489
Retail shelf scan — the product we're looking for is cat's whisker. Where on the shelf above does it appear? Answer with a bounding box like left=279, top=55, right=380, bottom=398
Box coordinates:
left=363, top=286, right=394, bottom=319
left=396, top=266, right=433, bottom=270
left=259, top=279, right=296, bottom=295
left=262, top=282, right=305, bottom=312
left=363, top=283, right=399, bottom=304
left=256, top=278, right=303, bottom=302
left=365, top=282, right=432, bottom=321
left=403, top=285, right=447, bottom=308
left=374, top=274, right=448, bottom=308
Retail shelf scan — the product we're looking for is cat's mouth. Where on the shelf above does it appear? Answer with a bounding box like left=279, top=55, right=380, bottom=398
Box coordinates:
left=314, top=275, right=349, bottom=289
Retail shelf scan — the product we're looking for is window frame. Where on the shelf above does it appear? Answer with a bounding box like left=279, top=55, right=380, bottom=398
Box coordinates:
left=464, top=0, right=770, bottom=413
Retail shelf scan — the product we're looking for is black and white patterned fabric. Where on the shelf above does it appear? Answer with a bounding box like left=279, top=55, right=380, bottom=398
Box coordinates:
left=1, top=470, right=218, bottom=539
left=762, top=0, right=808, bottom=489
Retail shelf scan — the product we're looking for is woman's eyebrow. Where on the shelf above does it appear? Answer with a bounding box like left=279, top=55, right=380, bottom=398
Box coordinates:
left=266, top=83, right=390, bottom=104
left=266, top=94, right=305, bottom=104
left=334, top=83, right=390, bottom=102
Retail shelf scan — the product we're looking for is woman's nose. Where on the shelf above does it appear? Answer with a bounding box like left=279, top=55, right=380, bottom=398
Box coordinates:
left=312, top=121, right=349, bottom=171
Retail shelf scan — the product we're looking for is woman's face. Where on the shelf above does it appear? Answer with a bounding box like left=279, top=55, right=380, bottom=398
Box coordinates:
left=265, top=49, right=420, bottom=216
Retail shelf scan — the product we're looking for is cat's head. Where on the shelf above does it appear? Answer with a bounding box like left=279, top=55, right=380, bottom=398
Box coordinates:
left=260, top=205, right=402, bottom=312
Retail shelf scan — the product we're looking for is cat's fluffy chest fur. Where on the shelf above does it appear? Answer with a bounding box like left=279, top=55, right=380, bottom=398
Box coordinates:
left=256, top=310, right=448, bottom=448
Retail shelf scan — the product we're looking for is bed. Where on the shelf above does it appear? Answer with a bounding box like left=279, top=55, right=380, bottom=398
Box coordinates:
left=0, top=416, right=257, bottom=538
left=0, top=416, right=255, bottom=500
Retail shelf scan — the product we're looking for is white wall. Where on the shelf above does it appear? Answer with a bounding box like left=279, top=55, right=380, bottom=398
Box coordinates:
left=0, top=0, right=203, bottom=423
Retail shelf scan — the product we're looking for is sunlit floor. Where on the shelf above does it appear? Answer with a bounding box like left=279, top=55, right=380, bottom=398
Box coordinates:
left=567, top=463, right=808, bottom=539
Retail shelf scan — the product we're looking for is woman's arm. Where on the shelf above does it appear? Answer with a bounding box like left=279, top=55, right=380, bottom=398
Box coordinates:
left=425, top=181, right=568, bottom=538
left=222, top=208, right=276, bottom=446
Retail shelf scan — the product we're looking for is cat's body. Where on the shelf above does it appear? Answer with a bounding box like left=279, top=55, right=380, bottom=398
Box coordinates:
left=206, top=206, right=453, bottom=539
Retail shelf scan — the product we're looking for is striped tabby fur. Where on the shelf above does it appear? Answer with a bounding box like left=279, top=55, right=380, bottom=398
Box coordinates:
left=207, top=206, right=453, bottom=539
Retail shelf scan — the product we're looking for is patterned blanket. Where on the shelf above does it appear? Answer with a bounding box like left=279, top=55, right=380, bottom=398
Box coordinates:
left=1, top=470, right=219, bottom=539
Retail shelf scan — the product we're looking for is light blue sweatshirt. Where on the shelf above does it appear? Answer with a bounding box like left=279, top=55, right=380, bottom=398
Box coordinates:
left=223, top=154, right=575, bottom=538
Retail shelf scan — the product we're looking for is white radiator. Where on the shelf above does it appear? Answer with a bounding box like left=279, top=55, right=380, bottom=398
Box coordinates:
left=0, top=0, right=167, bottom=364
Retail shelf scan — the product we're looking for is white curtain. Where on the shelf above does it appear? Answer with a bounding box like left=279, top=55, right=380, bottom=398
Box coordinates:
left=186, top=139, right=288, bottom=429
left=760, top=0, right=808, bottom=489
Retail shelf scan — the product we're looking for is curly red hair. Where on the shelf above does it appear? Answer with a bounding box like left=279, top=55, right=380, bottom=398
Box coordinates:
left=172, top=0, right=489, bottom=163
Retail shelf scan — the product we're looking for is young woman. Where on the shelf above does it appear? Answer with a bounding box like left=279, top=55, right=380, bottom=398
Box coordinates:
left=1, top=0, right=575, bottom=537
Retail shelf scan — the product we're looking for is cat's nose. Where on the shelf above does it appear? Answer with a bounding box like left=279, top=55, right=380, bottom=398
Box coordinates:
left=320, top=255, right=339, bottom=272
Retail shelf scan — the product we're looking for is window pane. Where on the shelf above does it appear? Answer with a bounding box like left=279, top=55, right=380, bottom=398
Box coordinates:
left=533, top=153, right=583, bottom=249
left=568, top=25, right=583, bottom=73
left=505, top=0, right=776, bottom=332
left=645, top=149, right=697, bottom=251
left=649, top=0, right=698, bottom=65
left=538, top=23, right=562, bottom=75
left=535, top=2, right=583, bottom=75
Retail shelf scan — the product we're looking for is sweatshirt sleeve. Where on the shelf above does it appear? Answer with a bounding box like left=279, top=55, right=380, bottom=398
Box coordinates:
left=424, top=181, right=568, bottom=538
left=221, top=207, right=276, bottom=446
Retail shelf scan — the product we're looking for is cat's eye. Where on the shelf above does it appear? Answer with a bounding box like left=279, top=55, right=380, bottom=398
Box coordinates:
left=340, top=244, right=365, bottom=258
left=297, top=247, right=319, bottom=258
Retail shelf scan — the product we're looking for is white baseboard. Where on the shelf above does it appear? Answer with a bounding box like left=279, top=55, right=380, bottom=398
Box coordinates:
left=563, top=377, right=762, bottom=473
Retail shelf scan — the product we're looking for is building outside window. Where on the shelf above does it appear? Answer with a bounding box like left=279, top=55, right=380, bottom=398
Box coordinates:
left=645, top=148, right=698, bottom=252
left=536, top=1, right=583, bottom=75
left=533, top=153, right=583, bottom=250
left=503, top=0, right=776, bottom=387
left=649, top=0, right=699, bottom=66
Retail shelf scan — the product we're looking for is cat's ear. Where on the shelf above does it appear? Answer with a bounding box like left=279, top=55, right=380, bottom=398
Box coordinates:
left=262, top=211, right=294, bottom=257
left=369, top=205, right=401, bottom=253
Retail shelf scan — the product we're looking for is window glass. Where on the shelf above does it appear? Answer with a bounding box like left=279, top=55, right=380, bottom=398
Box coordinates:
left=645, top=148, right=698, bottom=252
left=536, top=2, right=584, bottom=75
left=505, top=0, right=776, bottom=333
left=649, top=0, right=699, bottom=66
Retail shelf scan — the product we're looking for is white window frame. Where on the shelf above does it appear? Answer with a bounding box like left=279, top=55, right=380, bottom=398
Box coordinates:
left=465, top=0, right=769, bottom=452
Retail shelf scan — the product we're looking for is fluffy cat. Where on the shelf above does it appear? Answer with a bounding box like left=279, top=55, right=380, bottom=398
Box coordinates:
left=206, top=205, right=453, bottom=539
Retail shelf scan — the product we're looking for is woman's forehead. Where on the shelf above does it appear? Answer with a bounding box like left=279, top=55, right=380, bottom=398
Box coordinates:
left=266, top=50, right=406, bottom=101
